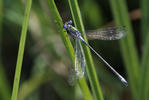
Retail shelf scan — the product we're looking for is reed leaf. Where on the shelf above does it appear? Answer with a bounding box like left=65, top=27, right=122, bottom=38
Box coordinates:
left=139, top=0, right=149, bottom=100
left=0, top=1, right=11, bottom=100
left=68, top=0, right=104, bottom=100
left=46, top=0, right=92, bottom=100
left=109, top=0, right=140, bottom=99
left=11, top=0, right=32, bottom=100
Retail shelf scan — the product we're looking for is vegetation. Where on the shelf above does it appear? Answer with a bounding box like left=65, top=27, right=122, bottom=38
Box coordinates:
left=0, top=0, right=148, bottom=100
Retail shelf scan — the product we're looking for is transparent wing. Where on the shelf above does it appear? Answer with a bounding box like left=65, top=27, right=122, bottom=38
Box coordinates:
left=68, top=68, right=77, bottom=86
left=86, top=26, right=127, bottom=40
left=68, top=39, right=86, bottom=86
left=75, top=38, right=85, bottom=78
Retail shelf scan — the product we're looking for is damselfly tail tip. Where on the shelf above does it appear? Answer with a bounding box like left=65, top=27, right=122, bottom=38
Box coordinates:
left=120, top=77, right=128, bottom=86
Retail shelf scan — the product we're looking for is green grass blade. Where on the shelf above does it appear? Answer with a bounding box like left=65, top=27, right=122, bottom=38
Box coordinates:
left=0, top=0, right=11, bottom=100
left=139, top=0, right=149, bottom=100
left=46, top=0, right=93, bottom=100
left=11, top=0, right=32, bottom=100
left=0, top=62, right=11, bottom=100
left=109, top=0, right=139, bottom=99
left=139, top=37, right=149, bottom=100
left=18, top=67, right=52, bottom=100
left=0, top=0, right=2, bottom=42
left=46, top=0, right=74, bottom=63
left=141, top=0, right=149, bottom=43
left=80, top=0, right=105, bottom=28
left=67, top=0, right=104, bottom=100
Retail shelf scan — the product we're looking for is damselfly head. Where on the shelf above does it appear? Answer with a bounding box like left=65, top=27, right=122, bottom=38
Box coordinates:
left=67, top=20, right=72, bottom=24
left=64, top=20, right=73, bottom=28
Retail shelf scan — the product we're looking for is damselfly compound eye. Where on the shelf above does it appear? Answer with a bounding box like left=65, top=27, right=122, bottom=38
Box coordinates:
left=68, top=20, right=72, bottom=24
left=63, top=25, right=67, bottom=29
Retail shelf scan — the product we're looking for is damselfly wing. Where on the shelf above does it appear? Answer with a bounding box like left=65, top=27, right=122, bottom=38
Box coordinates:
left=68, top=38, right=86, bottom=85
left=86, top=26, right=127, bottom=40
left=75, top=38, right=85, bottom=78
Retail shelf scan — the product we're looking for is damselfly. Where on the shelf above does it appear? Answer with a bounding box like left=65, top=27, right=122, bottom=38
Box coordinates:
left=63, top=20, right=128, bottom=86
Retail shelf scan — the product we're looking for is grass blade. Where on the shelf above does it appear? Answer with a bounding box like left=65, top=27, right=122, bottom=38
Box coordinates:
left=11, top=0, right=32, bottom=100
left=109, top=0, right=140, bottom=99
left=0, top=63, right=11, bottom=100
left=139, top=0, right=149, bottom=100
left=0, top=0, right=11, bottom=100
left=141, top=0, right=149, bottom=43
left=46, top=0, right=93, bottom=100
left=139, top=37, right=149, bottom=100
left=67, top=0, right=104, bottom=100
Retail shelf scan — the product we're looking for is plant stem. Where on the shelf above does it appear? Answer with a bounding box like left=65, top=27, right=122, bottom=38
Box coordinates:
left=68, top=0, right=104, bottom=100
left=0, top=1, right=11, bottom=100
left=11, top=0, right=32, bottom=100
left=46, top=0, right=93, bottom=100
left=139, top=0, right=149, bottom=99
left=109, top=0, right=139, bottom=99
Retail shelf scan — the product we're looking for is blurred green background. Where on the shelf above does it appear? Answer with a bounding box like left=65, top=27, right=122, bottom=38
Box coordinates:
left=0, top=0, right=148, bottom=100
